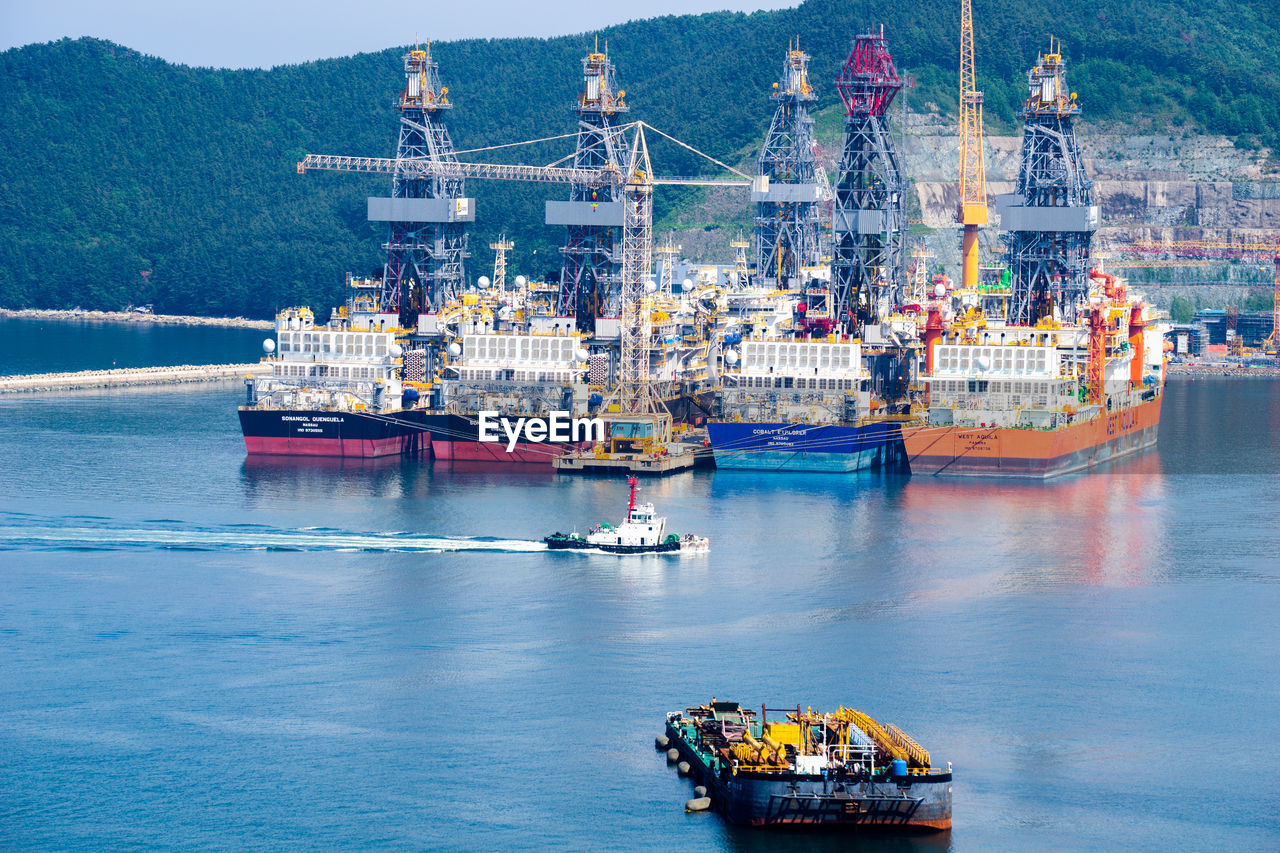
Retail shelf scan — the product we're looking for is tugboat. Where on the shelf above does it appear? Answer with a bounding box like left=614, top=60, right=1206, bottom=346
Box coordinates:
left=545, top=477, right=709, bottom=554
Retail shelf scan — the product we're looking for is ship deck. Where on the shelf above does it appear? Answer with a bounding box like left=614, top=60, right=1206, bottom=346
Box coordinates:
left=662, top=701, right=951, bottom=832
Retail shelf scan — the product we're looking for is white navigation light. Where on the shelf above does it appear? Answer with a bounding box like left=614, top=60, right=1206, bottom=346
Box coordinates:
left=447, top=342, right=462, bottom=357
left=477, top=276, right=491, bottom=289
left=724, top=349, right=739, bottom=365
left=645, top=279, right=658, bottom=293
left=262, top=338, right=276, bottom=354
left=514, top=275, right=528, bottom=287
left=389, top=343, right=403, bottom=358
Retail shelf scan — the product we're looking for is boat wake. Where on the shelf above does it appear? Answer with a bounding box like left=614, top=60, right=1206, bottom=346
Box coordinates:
left=0, top=516, right=547, bottom=554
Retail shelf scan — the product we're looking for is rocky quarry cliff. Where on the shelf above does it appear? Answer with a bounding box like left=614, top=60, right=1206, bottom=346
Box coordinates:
left=902, top=114, right=1279, bottom=308
left=668, top=112, right=1279, bottom=311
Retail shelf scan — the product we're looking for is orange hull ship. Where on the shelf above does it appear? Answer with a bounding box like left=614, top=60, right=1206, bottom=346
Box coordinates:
left=906, top=264, right=1166, bottom=479
left=904, top=394, right=1161, bottom=478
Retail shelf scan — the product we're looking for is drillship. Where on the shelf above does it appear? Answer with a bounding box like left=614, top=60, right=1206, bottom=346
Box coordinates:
left=704, top=33, right=915, bottom=473
left=707, top=327, right=910, bottom=472
left=903, top=43, right=1166, bottom=477
left=904, top=271, right=1165, bottom=477
left=239, top=293, right=426, bottom=457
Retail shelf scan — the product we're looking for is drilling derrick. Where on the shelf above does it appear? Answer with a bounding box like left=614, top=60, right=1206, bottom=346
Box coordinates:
left=489, top=233, right=514, bottom=290
left=999, top=39, right=1098, bottom=325
left=655, top=234, right=681, bottom=293
left=752, top=41, right=825, bottom=289
left=371, top=44, right=474, bottom=325
left=957, top=0, right=988, bottom=290
left=831, top=28, right=906, bottom=329
left=553, top=44, right=630, bottom=333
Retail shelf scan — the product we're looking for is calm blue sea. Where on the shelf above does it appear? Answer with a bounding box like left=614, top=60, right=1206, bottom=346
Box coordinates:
left=0, top=316, right=268, bottom=376
left=0, top=317, right=1277, bottom=850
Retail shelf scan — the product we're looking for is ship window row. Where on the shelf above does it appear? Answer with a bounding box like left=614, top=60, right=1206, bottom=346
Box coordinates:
left=935, top=345, right=1051, bottom=375
left=465, top=335, right=576, bottom=363
left=739, top=364, right=862, bottom=378
left=740, top=342, right=857, bottom=370
left=274, top=364, right=382, bottom=380
left=278, top=331, right=389, bottom=357
left=932, top=379, right=1056, bottom=396
left=458, top=367, right=577, bottom=383
left=939, top=392, right=1052, bottom=409
left=738, top=376, right=856, bottom=390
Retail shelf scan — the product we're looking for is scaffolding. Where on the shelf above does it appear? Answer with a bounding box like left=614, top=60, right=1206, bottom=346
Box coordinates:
left=999, top=39, right=1097, bottom=325
left=374, top=44, right=473, bottom=324
left=830, top=28, right=906, bottom=329
left=753, top=41, right=826, bottom=289
left=554, top=44, right=630, bottom=332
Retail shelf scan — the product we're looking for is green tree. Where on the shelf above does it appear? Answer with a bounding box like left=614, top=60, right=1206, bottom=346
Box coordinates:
left=4, top=0, right=1280, bottom=316
left=1169, top=295, right=1195, bottom=324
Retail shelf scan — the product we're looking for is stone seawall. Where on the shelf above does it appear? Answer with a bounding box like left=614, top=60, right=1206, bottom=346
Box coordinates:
left=1167, top=362, right=1280, bottom=378
left=0, top=363, right=270, bottom=394
left=0, top=308, right=273, bottom=330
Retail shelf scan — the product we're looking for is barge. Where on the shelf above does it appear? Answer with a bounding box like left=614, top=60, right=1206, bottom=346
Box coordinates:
left=663, top=699, right=951, bottom=831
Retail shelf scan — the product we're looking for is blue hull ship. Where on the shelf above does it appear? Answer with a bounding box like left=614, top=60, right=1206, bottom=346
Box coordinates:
left=706, top=420, right=908, bottom=472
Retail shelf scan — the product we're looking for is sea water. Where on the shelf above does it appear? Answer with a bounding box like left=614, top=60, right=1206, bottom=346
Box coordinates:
left=0, top=319, right=1277, bottom=850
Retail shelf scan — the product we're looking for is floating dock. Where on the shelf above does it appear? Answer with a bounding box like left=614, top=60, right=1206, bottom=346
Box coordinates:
left=0, top=363, right=269, bottom=394
left=551, top=446, right=699, bottom=474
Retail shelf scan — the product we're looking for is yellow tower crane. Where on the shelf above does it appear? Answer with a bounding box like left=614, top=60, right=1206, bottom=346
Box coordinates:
left=957, top=0, right=987, bottom=290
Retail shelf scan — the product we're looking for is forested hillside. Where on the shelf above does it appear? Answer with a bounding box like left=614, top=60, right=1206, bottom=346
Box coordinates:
left=2, top=0, right=1277, bottom=317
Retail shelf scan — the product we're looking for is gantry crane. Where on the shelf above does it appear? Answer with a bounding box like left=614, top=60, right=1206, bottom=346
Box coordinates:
left=957, top=0, right=987, bottom=290
left=299, top=121, right=752, bottom=413
left=1126, top=237, right=1280, bottom=354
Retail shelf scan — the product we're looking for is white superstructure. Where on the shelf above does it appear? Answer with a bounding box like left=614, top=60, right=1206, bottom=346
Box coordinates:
left=247, top=307, right=404, bottom=413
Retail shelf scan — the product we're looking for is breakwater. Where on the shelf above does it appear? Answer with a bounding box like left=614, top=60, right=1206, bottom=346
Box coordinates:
left=1167, top=362, right=1280, bottom=378
left=0, top=363, right=269, bottom=394
left=0, top=308, right=273, bottom=330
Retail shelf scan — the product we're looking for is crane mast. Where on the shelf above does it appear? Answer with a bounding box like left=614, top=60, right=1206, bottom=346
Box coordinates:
left=616, top=126, right=659, bottom=414
left=957, top=0, right=987, bottom=291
